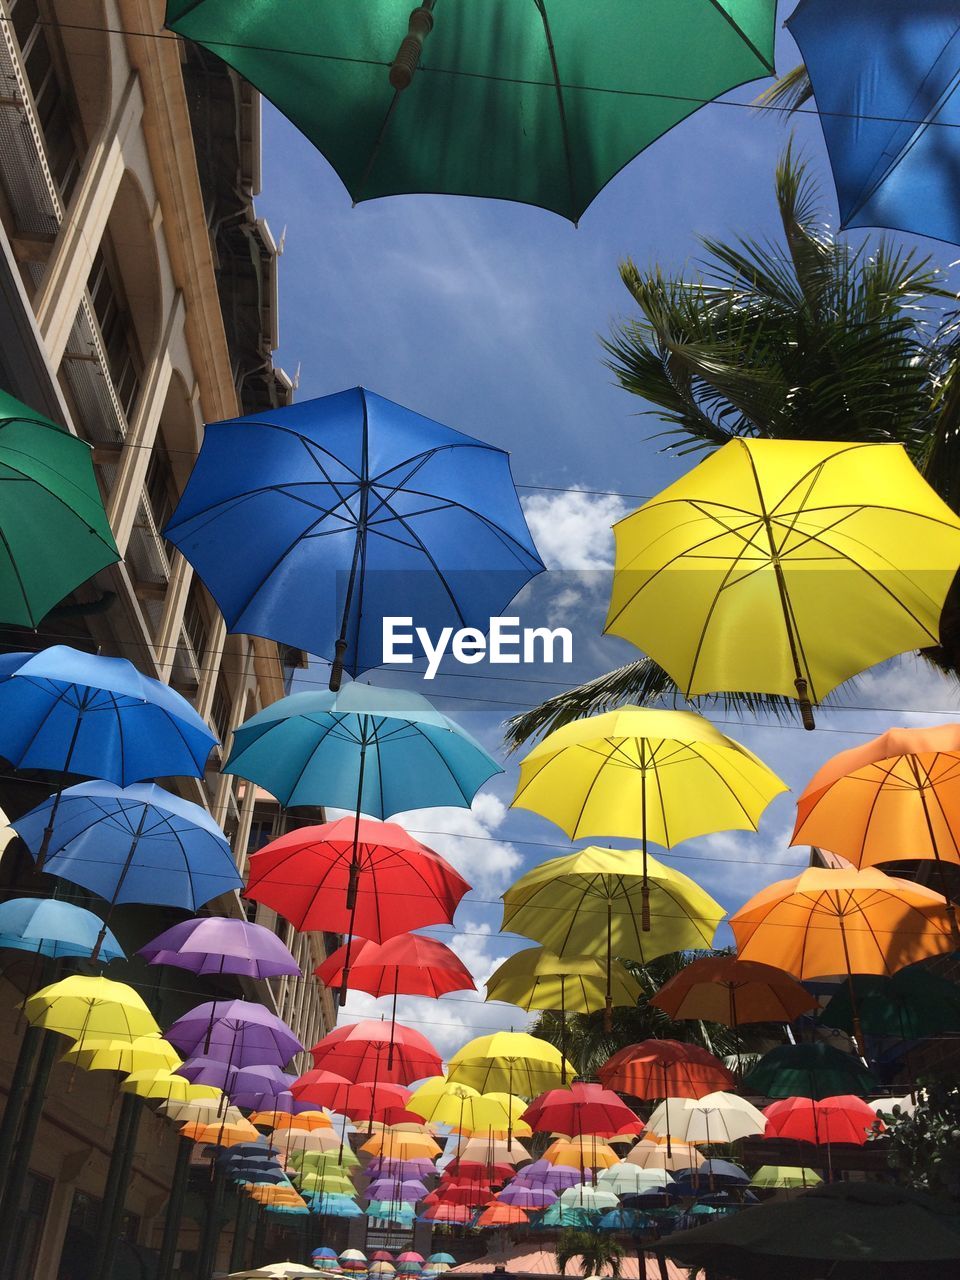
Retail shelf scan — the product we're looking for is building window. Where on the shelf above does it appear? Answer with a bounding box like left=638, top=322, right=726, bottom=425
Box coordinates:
left=9, top=0, right=81, bottom=203
left=210, top=673, right=232, bottom=744
left=87, top=246, right=143, bottom=422
left=246, top=816, right=275, bottom=855
left=145, top=439, right=176, bottom=534
left=183, top=585, right=210, bottom=664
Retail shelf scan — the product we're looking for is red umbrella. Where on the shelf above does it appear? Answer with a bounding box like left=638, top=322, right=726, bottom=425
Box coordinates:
left=310, top=1019, right=441, bottom=1087
left=372, top=1105, right=430, bottom=1126
left=372, top=1253, right=395, bottom=1263
left=290, top=1069, right=410, bottom=1117
left=245, top=816, right=471, bottom=996
left=433, top=1180, right=494, bottom=1207
left=422, top=1203, right=472, bottom=1224
left=764, top=1095, right=883, bottom=1146
left=522, top=1081, right=643, bottom=1138
left=478, top=1201, right=529, bottom=1227
left=598, top=1039, right=733, bottom=1156
left=444, top=1159, right=514, bottom=1181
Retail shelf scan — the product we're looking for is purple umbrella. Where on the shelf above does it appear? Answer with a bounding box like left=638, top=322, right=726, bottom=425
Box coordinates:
left=366, top=1158, right=436, bottom=1178
left=366, top=1178, right=428, bottom=1202
left=514, top=1161, right=581, bottom=1191
left=498, top=1184, right=558, bottom=1209
left=140, top=916, right=301, bottom=979
left=167, top=999, right=302, bottom=1068
left=178, top=1059, right=296, bottom=1109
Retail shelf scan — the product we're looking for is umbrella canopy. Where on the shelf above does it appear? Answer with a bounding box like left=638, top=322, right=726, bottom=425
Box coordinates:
left=291, top=1070, right=409, bottom=1117
left=407, top=1079, right=522, bottom=1134
left=763, top=1096, right=883, bottom=1147
left=23, top=975, right=158, bottom=1042
left=537, top=1203, right=595, bottom=1229
left=651, top=955, right=816, bottom=1025
left=158, top=1098, right=242, bottom=1122
left=485, top=946, right=642, bottom=1014
left=166, top=1000, right=302, bottom=1068
left=164, top=386, right=543, bottom=682
left=501, top=847, right=724, bottom=1025
left=673, top=1160, right=748, bottom=1188
left=477, top=1202, right=529, bottom=1227
left=544, top=1138, right=620, bottom=1170
left=306, top=1194, right=363, bottom=1218
left=605, top=438, right=960, bottom=727
left=742, top=1044, right=878, bottom=1101
left=820, top=966, right=960, bottom=1040
left=225, top=683, right=500, bottom=812
left=317, top=933, right=474, bottom=998
left=261, top=1110, right=333, bottom=1132
left=0, top=898, right=123, bottom=962
left=598, top=1165, right=674, bottom=1194
left=365, top=1178, right=428, bottom=1202
left=750, top=1166, right=822, bottom=1190
left=63, top=1034, right=181, bottom=1075
left=361, top=1131, right=442, bottom=1161
left=626, top=1137, right=704, bottom=1172
left=598, top=1208, right=654, bottom=1232
left=14, top=782, right=240, bottom=924
left=421, top=1203, right=471, bottom=1224
left=449, top=1136, right=527, bottom=1167
left=646, top=1092, right=766, bottom=1145
left=245, top=816, right=469, bottom=952
left=447, top=1031, right=574, bottom=1097
left=497, top=1184, right=558, bottom=1210
left=511, top=1159, right=581, bottom=1191
left=787, top=0, right=960, bottom=247
left=598, top=1039, right=733, bottom=1100
left=559, top=1185, right=620, bottom=1211
left=522, top=1082, right=642, bottom=1138
left=0, top=389, right=119, bottom=625
left=0, top=645, right=216, bottom=783
left=165, top=2, right=776, bottom=225
left=141, top=916, right=300, bottom=979
left=124, top=1072, right=222, bottom=1102
left=309, top=1019, right=441, bottom=1086
left=181, top=1118, right=261, bottom=1147
left=655, top=1180, right=960, bottom=1279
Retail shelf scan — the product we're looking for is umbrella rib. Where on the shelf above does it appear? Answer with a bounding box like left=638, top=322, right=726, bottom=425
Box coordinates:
left=567, top=739, right=624, bottom=837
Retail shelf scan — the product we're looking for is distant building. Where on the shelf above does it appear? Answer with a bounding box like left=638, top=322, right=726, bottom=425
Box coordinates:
left=0, top=2, right=335, bottom=1275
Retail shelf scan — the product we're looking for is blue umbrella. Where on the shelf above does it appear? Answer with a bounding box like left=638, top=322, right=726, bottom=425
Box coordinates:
left=673, top=1160, right=749, bottom=1188
left=598, top=1208, right=655, bottom=1231
left=0, top=898, right=123, bottom=962
left=536, top=1203, right=595, bottom=1229
left=0, top=645, right=217, bottom=865
left=13, top=783, right=240, bottom=944
left=307, top=1193, right=364, bottom=1218
left=224, top=682, right=501, bottom=812
left=164, top=387, right=544, bottom=688
left=788, top=1, right=960, bottom=245
left=367, top=1201, right=416, bottom=1225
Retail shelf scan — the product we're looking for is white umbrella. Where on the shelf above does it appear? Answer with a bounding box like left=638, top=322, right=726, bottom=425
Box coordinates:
left=228, top=1266, right=321, bottom=1279
left=625, top=1137, right=704, bottom=1171
left=646, top=1092, right=766, bottom=1144
left=558, top=1184, right=620, bottom=1211
left=597, top=1163, right=674, bottom=1193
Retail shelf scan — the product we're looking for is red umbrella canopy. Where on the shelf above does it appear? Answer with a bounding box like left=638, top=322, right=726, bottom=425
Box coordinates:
left=478, top=1201, right=529, bottom=1226
left=598, top=1039, right=733, bottom=1099
left=763, top=1095, right=884, bottom=1146
left=373, top=1105, right=430, bottom=1126
left=291, top=1069, right=410, bottom=1116
left=444, top=1159, right=514, bottom=1181
left=422, top=1203, right=472, bottom=1223
left=522, top=1081, right=643, bottom=1138
left=433, top=1180, right=494, bottom=1207
left=245, top=817, right=470, bottom=941
left=310, top=1019, right=442, bottom=1086
left=316, top=933, right=476, bottom=997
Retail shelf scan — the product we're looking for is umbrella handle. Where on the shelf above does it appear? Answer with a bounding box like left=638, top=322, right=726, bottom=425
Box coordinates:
left=390, top=3, right=435, bottom=90
left=794, top=679, right=815, bottom=731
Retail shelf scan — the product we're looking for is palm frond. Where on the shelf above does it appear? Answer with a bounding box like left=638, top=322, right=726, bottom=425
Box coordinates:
left=753, top=64, right=813, bottom=116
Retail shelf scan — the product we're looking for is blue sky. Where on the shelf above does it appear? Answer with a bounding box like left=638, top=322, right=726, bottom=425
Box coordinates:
left=254, top=13, right=960, bottom=1055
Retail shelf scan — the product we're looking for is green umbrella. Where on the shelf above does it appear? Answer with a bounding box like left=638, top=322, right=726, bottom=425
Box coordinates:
left=749, top=1166, right=822, bottom=1190
left=654, top=1182, right=960, bottom=1280
left=741, top=1043, right=878, bottom=1100
left=0, top=389, right=118, bottom=626
left=165, top=1, right=777, bottom=223
left=820, top=967, right=960, bottom=1040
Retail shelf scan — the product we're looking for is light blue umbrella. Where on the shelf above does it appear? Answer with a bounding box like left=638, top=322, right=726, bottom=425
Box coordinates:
left=306, top=1193, right=364, bottom=1218
left=13, top=783, right=240, bottom=930
left=598, top=1208, right=654, bottom=1232
left=0, top=898, right=123, bottom=962
left=224, top=682, right=501, bottom=812
left=536, top=1203, right=595, bottom=1229
left=367, top=1200, right=416, bottom=1225
left=164, top=387, right=543, bottom=688
left=789, top=0, right=960, bottom=245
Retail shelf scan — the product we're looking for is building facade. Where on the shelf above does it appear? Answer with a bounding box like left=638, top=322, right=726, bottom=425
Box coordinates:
left=0, top=2, right=336, bottom=1275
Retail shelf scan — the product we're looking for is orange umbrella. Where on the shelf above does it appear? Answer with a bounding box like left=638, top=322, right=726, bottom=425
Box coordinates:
left=651, top=956, right=816, bottom=1026
left=477, top=1201, right=529, bottom=1227
left=543, top=1137, right=620, bottom=1169
left=730, top=866, right=957, bottom=1051
left=251, top=1109, right=333, bottom=1131
left=180, top=1118, right=260, bottom=1147
left=792, top=724, right=960, bottom=935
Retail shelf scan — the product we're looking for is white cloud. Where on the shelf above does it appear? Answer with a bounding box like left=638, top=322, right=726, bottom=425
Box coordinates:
left=849, top=654, right=960, bottom=725
left=397, top=792, right=523, bottom=896
left=521, top=489, right=630, bottom=571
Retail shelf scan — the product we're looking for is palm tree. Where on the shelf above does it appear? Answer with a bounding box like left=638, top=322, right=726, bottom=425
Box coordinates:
left=556, top=1229, right=626, bottom=1278
left=506, top=148, right=960, bottom=749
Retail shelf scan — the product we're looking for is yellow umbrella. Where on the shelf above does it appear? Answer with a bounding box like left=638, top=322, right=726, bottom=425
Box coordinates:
left=544, top=1137, right=619, bottom=1169
left=23, top=975, right=158, bottom=1043
left=501, top=848, right=724, bottom=1026
left=62, top=1033, right=181, bottom=1074
left=123, top=1071, right=222, bottom=1103
left=447, top=1031, right=574, bottom=1101
left=486, top=946, right=643, bottom=1014
left=407, top=1078, right=527, bottom=1136
left=606, top=438, right=960, bottom=728
left=360, top=1130, right=442, bottom=1160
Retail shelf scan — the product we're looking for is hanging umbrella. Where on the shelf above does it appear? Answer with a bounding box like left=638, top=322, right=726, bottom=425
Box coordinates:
left=501, top=848, right=724, bottom=1028
left=166, top=1000, right=303, bottom=1068
left=427, top=1257, right=455, bottom=1268
left=421, top=1203, right=471, bottom=1224
left=158, top=1098, right=243, bottom=1123
left=742, top=1043, right=878, bottom=1101
left=260, top=1110, right=332, bottom=1133
left=763, top=1096, right=882, bottom=1147
left=537, top=1203, right=594, bottom=1229
left=162, top=384, right=543, bottom=686
left=598, top=1208, right=654, bottom=1232
left=305, top=1193, right=364, bottom=1218
left=645, top=1093, right=766, bottom=1145
left=559, top=1185, right=620, bottom=1212
left=672, top=1160, right=748, bottom=1188
left=730, top=866, right=957, bottom=1051
left=792, top=724, right=960, bottom=935
left=786, top=0, right=960, bottom=249
left=448, top=1136, right=526, bottom=1167
left=606, top=438, right=960, bottom=728
left=14, top=782, right=241, bottom=953
left=0, top=388, right=120, bottom=624
left=291, top=1069, right=409, bottom=1117
left=140, top=916, right=301, bottom=979
left=23, top=975, right=158, bottom=1043
left=627, top=1138, right=704, bottom=1172
left=447, top=1032, right=574, bottom=1102
left=820, top=966, right=960, bottom=1040
left=0, top=898, right=124, bottom=962
left=477, top=1202, right=529, bottom=1227
left=181, top=1117, right=261, bottom=1147
left=522, top=1082, right=643, bottom=1139
left=317, top=933, right=475, bottom=999
left=62, top=1034, right=181, bottom=1075
left=407, top=1078, right=522, bottom=1136
left=544, top=1138, right=620, bottom=1170
left=597, top=1165, right=675, bottom=1195
left=651, top=956, right=816, bottom=1027
left=486, top=946, right=642, bottom=1014
left=749, top=1166, right=822, bottom=1190
left=165, top=3, right=776, bottom=225
left=497, top=1184, right=558, bottom=1210
left=309, top=1019, right=441, bottom=1087
left=122, top=1072, right=217, bottom=1107
left=512, top=707, right=784, bottom=925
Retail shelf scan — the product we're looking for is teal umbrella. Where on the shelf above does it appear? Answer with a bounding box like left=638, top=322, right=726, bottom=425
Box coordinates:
left=820, top=967, right=960, bottom=1040
left=0, top=388, right=118, bottom=626
left=742, top=1043, right=878, bottom=1100
left=165, top=1, right=777, bottom=223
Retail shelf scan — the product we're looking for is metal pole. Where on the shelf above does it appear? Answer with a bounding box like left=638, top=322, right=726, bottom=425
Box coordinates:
left=92, top=1093, right=142, bottom=1280
left=157, top=1136, right=194, bottom=1280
